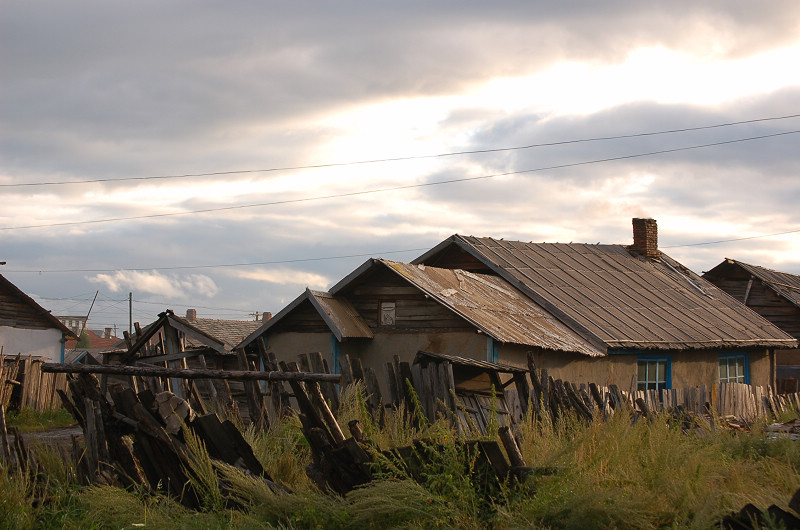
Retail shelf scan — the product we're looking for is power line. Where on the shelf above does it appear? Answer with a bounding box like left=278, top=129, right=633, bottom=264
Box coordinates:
left=662, top=228, right=800, bottom=248
left=3, top=129, right=798, bottom=232
left=7, top=227, right=800, bottom=277
left=3, top=113, right=799, bottom=189
left=3, top=247, right=429, bottom=273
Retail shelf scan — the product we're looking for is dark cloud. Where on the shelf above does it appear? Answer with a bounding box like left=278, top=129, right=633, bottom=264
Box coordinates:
left=3, top=1, right=800, bottom=330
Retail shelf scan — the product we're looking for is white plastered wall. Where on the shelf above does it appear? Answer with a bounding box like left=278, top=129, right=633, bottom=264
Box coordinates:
left=0, top=326, right=64, bottom=361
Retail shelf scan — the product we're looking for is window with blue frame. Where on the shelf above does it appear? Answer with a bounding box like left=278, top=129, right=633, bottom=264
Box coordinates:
left=637, top=357, right=670, bottom=391
left=719, top=353, right=748, bottom=384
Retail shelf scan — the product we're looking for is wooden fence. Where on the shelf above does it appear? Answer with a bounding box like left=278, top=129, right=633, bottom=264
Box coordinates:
left=632, top=382, right=800, bottom=422
left=0, top=355, right=69, bottom=412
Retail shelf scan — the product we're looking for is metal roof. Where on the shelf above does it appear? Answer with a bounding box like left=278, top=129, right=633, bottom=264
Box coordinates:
left=416, top=235, right=796, bottom=351
left=724, top=259, right=800, bottom=307
left=382, top=260, right=603, bottom=356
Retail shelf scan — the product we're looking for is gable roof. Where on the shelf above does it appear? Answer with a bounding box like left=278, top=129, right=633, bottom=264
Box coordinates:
left=187, top=317, right=263, bottom=350
left=0, top=274, right=76, bottom=338
left=414, top=235, right=796, bottom=352
left=375, top=260, right=602, bottom=356
left=704, top=259, right=800, bottom=308
left=124, top=311, right=228, bottom=361
left=65, top=328, right=120, bottom=350
left=238, top=288, right=373, bottom=348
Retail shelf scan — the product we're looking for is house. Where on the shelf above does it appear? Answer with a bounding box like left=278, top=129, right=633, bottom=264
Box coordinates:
left=0, top=274, right=77, bottom=362
left=239, top=219, right=795, bottom=396
left=702, top=259, right=800, bottom=391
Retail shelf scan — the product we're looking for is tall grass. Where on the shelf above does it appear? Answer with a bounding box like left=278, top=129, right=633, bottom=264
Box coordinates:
left=4, top=386, right=800, bottom=528
left=504, top=409, right=800, bottom=528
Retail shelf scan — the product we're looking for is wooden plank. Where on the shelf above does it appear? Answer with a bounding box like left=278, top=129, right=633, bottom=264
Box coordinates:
left=363, top=367, right=383, bottom=421
left=350, top=356, right=365, bottom=383
left=383, top=362, right=399, bottom=407
left=498, top=425, right=526, bottom=467
left=339, top=354, right=354, bottom=388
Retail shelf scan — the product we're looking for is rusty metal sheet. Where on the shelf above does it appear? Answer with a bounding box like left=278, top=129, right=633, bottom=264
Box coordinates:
left=307, top=290, right=374, bottom=340
left=382, top=260, right=604, bottom=356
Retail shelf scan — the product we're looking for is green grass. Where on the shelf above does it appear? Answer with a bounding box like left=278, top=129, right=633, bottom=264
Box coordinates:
left=6, top=407, right=76, bottom=432
left=3, top=391, right=800, bottom=529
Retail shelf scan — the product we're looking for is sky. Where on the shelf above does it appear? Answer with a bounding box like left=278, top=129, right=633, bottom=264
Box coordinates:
left=2, top=1, right=800, bottom=336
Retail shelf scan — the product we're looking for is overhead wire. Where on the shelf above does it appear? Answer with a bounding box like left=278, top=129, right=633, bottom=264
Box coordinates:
left=3, top=128, right=799, bottom=231
left=2, top=112, right=799, bottom=188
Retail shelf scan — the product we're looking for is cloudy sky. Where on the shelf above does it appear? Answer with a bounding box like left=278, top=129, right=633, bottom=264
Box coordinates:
left=2, top=1, right=800, bottom=336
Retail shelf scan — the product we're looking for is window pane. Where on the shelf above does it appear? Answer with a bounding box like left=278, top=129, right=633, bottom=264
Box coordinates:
left=719, top=355, right=747, bottom=383
left=638, top=359, right=669, bottom=391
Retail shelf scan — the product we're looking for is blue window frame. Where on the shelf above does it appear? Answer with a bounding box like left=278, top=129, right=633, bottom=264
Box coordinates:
left=331, top=334, right=341, bottom=374
left=719, top=353, right=749, bottom=384
left=487, top=338, right=498, bottom=363
left=637, top=356, right=671, bottom=391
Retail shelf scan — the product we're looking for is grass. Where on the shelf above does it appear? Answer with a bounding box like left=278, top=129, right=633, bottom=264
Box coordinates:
left=2, top=392, right=800, bottom=528
left=6, top=407, right=76, bottom=432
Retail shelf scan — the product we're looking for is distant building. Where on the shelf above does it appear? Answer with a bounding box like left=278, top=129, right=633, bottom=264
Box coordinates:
left=55, top=315, right=88, bottom=337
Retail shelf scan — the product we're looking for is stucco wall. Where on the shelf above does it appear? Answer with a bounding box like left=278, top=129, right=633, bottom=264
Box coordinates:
left=0, top=326, right=64, bottom=361
left=499, top=344, right=772, bottom=388
left=265, top=332, right=333, bottom=365
left=265, top=329, right=490, bottom=398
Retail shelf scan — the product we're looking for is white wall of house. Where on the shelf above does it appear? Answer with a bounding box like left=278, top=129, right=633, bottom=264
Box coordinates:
left=0, top=326, right=64, bottom=361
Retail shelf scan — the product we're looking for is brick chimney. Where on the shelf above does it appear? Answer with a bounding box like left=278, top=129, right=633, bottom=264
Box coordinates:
left=632, top=218, right=659, bottom=259
left=186, top=308, right=197, bottom=322
left=262, top=312, right=272, bottom=322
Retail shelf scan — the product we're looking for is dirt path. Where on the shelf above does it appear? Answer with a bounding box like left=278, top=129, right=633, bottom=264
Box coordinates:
left=18, top=425, right=83, bottom=452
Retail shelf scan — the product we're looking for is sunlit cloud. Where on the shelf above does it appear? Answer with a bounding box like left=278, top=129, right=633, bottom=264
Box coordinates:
left=88, top=271, right=219, bottom=299
left=232, top=268, right=330, bottom=288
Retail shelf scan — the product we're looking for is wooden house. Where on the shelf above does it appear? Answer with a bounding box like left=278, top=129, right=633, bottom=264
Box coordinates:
left=239, top=219, right=795, bottom=397
left=0, top=274, right=77, bottom=362
left=703, top=259, right=800, bottom=391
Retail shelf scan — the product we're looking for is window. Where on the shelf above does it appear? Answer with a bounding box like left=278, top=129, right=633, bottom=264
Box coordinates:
left=380, top=302, right=396, bottom=326
left=719, top=354, right=748, bottom=384
left=637, top=357, right=670, bottom=391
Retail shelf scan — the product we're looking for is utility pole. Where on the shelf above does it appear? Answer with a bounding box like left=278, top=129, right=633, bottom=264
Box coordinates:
left=129, top=292, right=133, bottom=336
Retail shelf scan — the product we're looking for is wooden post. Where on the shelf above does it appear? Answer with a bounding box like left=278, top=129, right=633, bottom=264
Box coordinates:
left=308, top=381, right=346, bottom=446
left=0, top=405, right=11, bottom=466
left=498, top=426, right=526, bottom=468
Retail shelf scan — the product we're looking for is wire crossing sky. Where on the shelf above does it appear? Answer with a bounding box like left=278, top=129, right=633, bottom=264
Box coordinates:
left=3, top=1, right=800, bottom=328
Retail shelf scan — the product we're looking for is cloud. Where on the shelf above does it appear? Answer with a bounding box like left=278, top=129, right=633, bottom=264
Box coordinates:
left=89, top=270, right=219, bottom=299
left=232, top=268, right=330, bottom=289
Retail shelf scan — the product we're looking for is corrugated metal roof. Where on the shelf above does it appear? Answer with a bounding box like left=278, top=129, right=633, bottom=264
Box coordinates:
left=382, top=260, right=604, bottom=356
left=420, top=235, right=796, bottom=351
left=307, top=289, right=374, bottom=340
left=730, top=260, right=800, bottom=307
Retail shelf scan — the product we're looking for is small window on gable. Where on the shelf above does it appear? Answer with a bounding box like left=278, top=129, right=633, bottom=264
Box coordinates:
left=380, top=302, right=396, bottom=326
left=719, top=353, right=748, bottom=384
left=637, top=357, right=670, bottom=391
